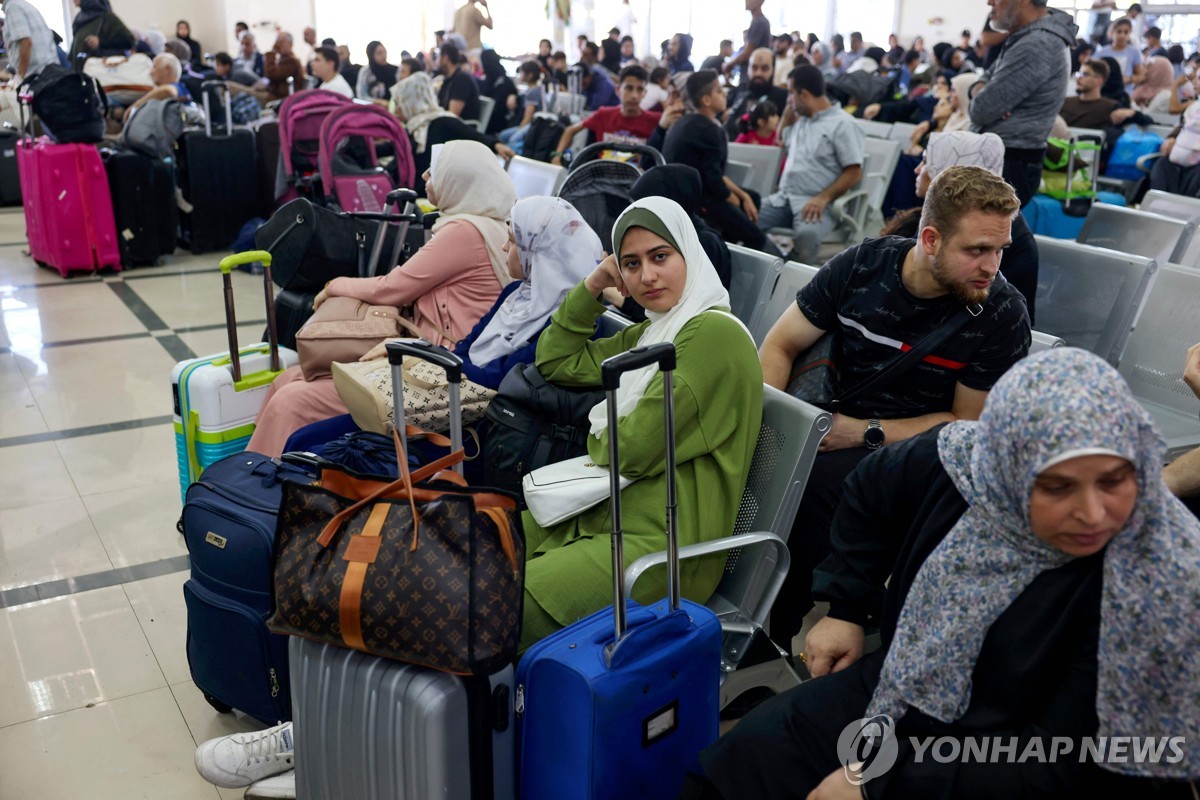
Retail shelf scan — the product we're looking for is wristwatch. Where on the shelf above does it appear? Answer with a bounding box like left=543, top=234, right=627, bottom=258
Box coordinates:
left=864, top=419, right=885, bottom=450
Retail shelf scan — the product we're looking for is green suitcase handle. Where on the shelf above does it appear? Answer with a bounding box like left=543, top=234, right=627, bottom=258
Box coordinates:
left=219, top=250, right=273, bottom=274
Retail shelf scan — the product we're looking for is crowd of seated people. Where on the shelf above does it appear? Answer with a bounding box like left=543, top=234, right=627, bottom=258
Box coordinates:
left=8, top=3, right=1199, bottom=797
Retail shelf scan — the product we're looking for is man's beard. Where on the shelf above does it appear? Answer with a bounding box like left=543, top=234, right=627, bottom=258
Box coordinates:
left=747, top=77, right=772, bottom=96
left=930, top=251, right=991, bottom=306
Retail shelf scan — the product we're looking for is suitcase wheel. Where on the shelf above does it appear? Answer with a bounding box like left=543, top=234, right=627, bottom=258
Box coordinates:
left=203, top=693, right=234, bottom=714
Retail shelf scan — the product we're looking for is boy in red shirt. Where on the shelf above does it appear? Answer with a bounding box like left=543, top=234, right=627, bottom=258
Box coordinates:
left=551, top=65, right=662, bottom=165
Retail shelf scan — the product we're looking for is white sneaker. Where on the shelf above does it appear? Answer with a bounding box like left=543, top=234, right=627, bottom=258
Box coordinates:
left=194, top=721, right=294, bottom=788
left=244, top=769, right=296, bottom=799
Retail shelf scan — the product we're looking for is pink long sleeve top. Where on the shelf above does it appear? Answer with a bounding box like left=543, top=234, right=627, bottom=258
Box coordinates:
left=325, top=219, right=504, bottom=347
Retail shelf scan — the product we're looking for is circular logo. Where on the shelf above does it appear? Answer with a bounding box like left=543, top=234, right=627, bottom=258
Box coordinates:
left=835, top=715, right=899, bottom=786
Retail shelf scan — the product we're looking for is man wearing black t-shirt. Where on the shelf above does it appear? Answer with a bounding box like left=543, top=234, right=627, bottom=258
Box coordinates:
left=664, top=70, right=772, bottom=253
left=760, top=165, right=1031, bottom=648
left=437, top=42, right=481, bottom=121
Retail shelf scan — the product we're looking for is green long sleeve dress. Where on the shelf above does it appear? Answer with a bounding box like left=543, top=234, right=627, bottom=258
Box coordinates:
left=519, top=283, right=764, bottom=650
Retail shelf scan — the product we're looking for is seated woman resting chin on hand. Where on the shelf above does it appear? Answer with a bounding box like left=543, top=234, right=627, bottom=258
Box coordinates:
left=518, top=197, right=764, bottom=653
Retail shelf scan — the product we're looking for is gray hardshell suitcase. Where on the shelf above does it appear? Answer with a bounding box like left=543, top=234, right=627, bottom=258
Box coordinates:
left=288, top=339, right=515, bottom=800
left=289, top=639, right=515, bottom=800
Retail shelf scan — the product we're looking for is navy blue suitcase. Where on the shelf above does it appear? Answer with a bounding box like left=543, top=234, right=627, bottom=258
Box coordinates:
left=180, top=452, right=317, bottom=723
left=515, top=344, right=723, bottom=800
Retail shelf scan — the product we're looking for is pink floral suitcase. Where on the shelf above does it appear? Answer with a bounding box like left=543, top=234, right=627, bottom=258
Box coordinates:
left=17, top=137, right=121, bottom=277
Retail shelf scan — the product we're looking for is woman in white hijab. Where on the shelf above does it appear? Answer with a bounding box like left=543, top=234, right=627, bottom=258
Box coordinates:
left=457, top=196, right=605, bottom=388
left=247, top=139, right=517, bottom=457
left=392, top=71, right=514, bottom=196
left=517, top=196, right=764, bottom=652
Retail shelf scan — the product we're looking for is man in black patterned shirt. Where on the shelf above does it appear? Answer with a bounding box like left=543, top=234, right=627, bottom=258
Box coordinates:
left=759, top=165, right=1031, bottom=647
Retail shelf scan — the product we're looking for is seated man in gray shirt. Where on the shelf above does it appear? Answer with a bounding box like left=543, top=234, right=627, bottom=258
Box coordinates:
left=758, top=65, right=863, bottom=264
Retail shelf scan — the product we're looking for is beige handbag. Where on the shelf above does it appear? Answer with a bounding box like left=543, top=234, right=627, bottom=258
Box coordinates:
left=332, top=356, right=496, bottom=434
left=296, top=297, right=404, bottom=381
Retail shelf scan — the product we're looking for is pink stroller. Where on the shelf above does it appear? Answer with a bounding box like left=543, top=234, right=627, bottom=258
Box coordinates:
left=276, top=90, right=354, bottom=203
left=317, top=104, right=415, bottom=213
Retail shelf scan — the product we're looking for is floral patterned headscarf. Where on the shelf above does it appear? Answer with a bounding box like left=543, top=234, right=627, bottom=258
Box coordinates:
left=867, top=347, right=1200, bottom=780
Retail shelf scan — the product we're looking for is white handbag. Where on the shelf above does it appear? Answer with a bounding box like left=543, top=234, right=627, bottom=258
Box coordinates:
left=83, top=54, right=154, bottom=104
left=522, top=454, right=633, bottom=528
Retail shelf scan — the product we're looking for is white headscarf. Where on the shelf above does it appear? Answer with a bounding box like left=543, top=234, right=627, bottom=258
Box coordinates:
left=942, top=71, right=977, bottom=133
left=428, top=139, right=516, bottom=287
left=468, top=197, right=603, bottom=365
left=394, top=72, right=455, bottom=153
left=587, top=197, right=744, bottom=436
left=924, top=130, right=1005, bottom=181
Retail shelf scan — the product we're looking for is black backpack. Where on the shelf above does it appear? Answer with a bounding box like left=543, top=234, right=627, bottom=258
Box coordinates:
left=482, top=363, right=605, bottom=501
left=523, top=114, right=565, bottom=163
left=23, top=65, right=106, bottom=144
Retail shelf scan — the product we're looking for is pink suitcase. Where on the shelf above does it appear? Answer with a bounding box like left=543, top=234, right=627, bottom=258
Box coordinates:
left=17, top=136, right=121, bottom=277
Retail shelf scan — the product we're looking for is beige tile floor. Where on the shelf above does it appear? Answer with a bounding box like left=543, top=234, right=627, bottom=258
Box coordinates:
left=0, top=208, right=264, bottom=799
left=0, top=202, right=831, bottom=798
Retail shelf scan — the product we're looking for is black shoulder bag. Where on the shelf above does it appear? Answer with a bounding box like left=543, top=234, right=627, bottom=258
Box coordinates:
left=787, top=302, right=984, bottom=412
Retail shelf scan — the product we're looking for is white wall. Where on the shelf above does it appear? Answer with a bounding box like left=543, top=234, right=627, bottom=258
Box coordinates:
left=64, top=0, right=318, bottom=59
left=894, top=0, right=990, bottom=49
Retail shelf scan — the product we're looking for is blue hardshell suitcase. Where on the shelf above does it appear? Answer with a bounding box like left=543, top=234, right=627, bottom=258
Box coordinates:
left=180, top=451, right=316, bottom=723
left=516, top=343, right=723, bottom=800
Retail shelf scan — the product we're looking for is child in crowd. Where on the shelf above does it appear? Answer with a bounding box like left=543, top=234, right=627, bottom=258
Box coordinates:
left=734, top=99, right=780, bottom=145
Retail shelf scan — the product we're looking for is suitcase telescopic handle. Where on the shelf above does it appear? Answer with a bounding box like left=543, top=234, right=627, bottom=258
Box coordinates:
left=218, top=250, right=282, bottom=381
left=385, top=339, right=465, bottom=474
left=602, top=343, right=679, bottom=648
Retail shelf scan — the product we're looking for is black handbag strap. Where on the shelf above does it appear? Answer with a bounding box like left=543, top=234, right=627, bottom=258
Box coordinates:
left=833, top=301, right=984, bottom=410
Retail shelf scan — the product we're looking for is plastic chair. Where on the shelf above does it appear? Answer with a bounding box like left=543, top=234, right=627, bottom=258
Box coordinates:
left=596, top=308, right=634, bottom=338
left=507, top=156, right=567, bottom=200
left=854, top=118, right=893, bottom=139
left=1076, top=203, right=1195, bottom=267
left=1139, top=190, right=1200, bottom=269
left=826, top=137, right=899, bottom=244
left=1117, top=263, right=1200, bottom=461
left=751, top=262, right=820, bottom=346
left=1029, top=330, right=1065, bottom=354
left=727, top=142, right=784, bottom=198
left=1034, top=236, right=1157, bottom=366
left=623, top=385, right=832, bottom=710
left=464, top=95, right=496, bottom=132
left=725, top=160, right=753, bottom=187
left=728, top=243, right=784, bottom=335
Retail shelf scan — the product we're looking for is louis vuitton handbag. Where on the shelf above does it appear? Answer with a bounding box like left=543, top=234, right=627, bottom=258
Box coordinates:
left=268, top=432, right=524, bottom=674
left=332, top=355, right=495, bottom=434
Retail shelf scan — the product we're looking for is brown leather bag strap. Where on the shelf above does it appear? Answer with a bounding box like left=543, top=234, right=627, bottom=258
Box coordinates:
left=317, top=427, right=420, bottom=548
left=338, top=501, right=390, bottom=651
left=392, top=312, right=457, bottom=349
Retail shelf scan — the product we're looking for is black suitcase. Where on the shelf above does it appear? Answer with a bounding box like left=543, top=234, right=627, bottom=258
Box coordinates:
left=255, top=120, right=282, bottom=218
left=177, top=81, right=258, bottom=253
left=102, top=149, right=177, bottom=266
left=0, top=131, right=22, bottom=205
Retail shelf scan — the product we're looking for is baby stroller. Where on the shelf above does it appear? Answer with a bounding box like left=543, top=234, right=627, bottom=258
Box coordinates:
left=317, top=103, right=415, bottom=213
left=277, top=90, right=353, bottom=204
left=555, top=141, right=665, bottom=252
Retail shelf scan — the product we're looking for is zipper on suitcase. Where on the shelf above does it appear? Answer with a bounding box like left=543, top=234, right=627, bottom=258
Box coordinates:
left=194, top=481, right=280, bottom=514
left=515, top=684, right=524, bottom=717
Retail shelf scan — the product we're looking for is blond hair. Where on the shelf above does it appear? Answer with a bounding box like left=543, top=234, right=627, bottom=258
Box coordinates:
left=918, top=165, right=1019, bottom=239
